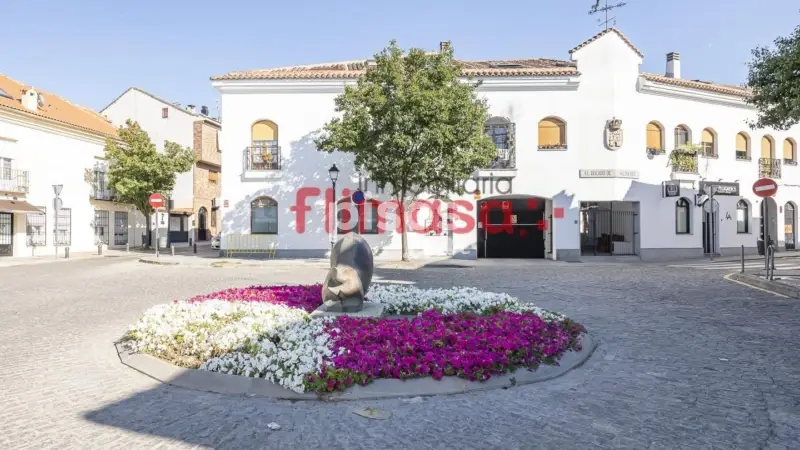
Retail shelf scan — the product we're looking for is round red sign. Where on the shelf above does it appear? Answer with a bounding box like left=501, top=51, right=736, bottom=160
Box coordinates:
left=148, top=193, right=165, bottom=209
left=752, top=178, right=778, bottom=198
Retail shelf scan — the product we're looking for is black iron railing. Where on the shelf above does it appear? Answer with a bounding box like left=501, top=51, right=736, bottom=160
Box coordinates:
left=244, top=144, right=281, bottom=171
left=93, top=188, right=116, bottom=201
left=0, top=168, right=29, bottom=193
left=759, top=158, right=781, bottom=178
left=735, top=150, right=750, bottom=160
left=486, top=147, right=515, bottom=169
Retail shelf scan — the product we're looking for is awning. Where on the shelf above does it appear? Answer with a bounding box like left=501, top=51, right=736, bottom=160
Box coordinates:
left=0, top=199, right=44, bottom=214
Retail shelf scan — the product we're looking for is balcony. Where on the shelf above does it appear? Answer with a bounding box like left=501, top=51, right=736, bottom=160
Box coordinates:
left=244, top=145, right=281, bottom=171
left=759, top=158, right=782, bottom=179
left=93, top=188, right=117, bottom=201
left=670, top=150, right=698, bottom=174
left=0, top=168, right=29, bottom=194
left=485, top=147, right=515, bottom=170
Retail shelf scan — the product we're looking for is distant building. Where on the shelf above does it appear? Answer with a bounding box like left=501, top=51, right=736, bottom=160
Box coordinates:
left=0, top=73, right=146, bottom=257
left=211, top=28, right=800, bottom=261
left=101, top=88, right=221, bottom=245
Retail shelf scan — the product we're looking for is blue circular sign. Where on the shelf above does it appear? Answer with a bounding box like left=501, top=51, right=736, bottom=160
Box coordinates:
left=351, top=189, right=365, bottom=205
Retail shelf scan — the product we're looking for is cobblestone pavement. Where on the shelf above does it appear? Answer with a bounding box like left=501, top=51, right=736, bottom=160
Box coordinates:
left=1, top=258, right=799, bottom=449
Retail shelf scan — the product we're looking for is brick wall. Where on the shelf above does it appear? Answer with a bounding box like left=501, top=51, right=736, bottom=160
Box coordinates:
left=193, top=120, right=221, bottom=236
left=193, top=120, right=221, bottom=167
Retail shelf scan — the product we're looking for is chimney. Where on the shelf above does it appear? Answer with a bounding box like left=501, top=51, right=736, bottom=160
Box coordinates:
left=21, top=88, right=38, bottom=112
left=365, top=59, right=377, bottom=70
left=666, top=52, right=680, bottom=79
left=200, top=105, right=209, bottom=116
left=440, top=41, right=451, bottom=53
left=187, top=104, right=196, bottom=114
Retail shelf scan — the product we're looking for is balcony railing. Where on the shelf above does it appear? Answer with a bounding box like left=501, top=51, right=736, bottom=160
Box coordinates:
left=646, top=147, right=666, bottom=155
left=485, top=147, right=515, bottom=169
left=784, top=158, right=797, bottom=166
left=700, top=142, right=717, bottom=158
left=759, top=158, right=782, bottom=179
left=244, top=144, right=281, bottom=171
left=670, top=151, right=698, bottom=173
left=93, top=188, right=117, bottom=201
left=0, top=168, right=30, bottom=193
left=736, top=150, right=750, bottom=161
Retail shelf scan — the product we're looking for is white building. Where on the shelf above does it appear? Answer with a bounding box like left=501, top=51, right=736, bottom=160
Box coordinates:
left=211, top=28, right=800, bottom=261
left=101, top=88, right=222, bottom=246
left=0, top=73, right=146, bottom=258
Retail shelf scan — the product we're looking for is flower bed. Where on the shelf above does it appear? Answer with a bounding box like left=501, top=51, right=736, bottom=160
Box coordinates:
left=123, top=284, right=586, bottom=394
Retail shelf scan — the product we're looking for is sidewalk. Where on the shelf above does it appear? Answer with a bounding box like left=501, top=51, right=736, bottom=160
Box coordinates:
left=137, top=253, right=475, bottom=270
left=0, top=249, right=139, bottom=268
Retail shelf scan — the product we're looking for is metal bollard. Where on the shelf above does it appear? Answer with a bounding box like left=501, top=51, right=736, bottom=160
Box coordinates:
left=65, top=247, right=70, bottom=259
left=97, top=244, right=103, bottom=256
left=741, top=245, right=745, bottom=273
left=193, top=242, right=197, bottom=254
left=171, top=244, right=175, bottom=257
left=126, top=242, right=130, bottom=253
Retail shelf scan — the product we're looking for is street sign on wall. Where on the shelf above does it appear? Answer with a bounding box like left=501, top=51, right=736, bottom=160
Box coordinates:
left=752, top=178, right=778, bottom=198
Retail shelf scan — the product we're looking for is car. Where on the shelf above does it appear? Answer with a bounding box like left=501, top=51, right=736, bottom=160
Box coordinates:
left=211, top=233, right=221, bottom=249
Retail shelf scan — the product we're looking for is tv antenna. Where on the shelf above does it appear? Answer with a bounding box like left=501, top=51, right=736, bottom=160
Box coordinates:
left=589, top=0, right=627, bottom=30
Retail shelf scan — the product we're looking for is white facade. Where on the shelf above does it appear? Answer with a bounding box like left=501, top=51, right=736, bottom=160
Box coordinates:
left=213, top=29, right=800, bottom=261
left=0, top=106, right=146, bottom=258
left=101, top=88, right=198, bottom=210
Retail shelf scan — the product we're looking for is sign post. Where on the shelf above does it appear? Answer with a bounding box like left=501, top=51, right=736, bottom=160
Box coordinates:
left=753, top=178, right=778, bottom=270
left=149, top=193, right=165, bottom=258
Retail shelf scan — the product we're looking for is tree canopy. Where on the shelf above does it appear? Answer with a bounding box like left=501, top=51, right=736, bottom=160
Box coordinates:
left=103, top=120, right=195, bottom=223
left=314, top=40, right=496, bottom=260
left=746, top=21, right=800, bottom=130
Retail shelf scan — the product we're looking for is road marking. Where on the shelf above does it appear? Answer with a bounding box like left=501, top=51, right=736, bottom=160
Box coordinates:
left=723, top=273, right=789, bottom=298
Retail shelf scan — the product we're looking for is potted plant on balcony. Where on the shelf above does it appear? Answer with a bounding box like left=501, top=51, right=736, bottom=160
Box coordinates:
left=668, top=143, right=701, bottom=173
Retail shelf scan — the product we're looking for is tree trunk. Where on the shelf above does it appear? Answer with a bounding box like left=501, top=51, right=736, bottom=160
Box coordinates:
left=399, top=193, right=409, bottom=261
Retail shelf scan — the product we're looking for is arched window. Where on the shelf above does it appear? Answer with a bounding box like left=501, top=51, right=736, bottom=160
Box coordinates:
left=251, top=196, right=278, bottom=234
left=736, top=132, right=750, bottom=160
left=761, top=135, right=775, bottom=159
left=485, top=116, right=514, bottom=167
left=701, top=128, right=716, bottom=157
left=674, top=125, right=691, bottom=148
left=784, top=138, right=797, bottom=164
left=537, top=117, right=567, bottom=149
left=736, top=200, right=749, bottom=234
left=646, top=122, right=664, bottom=153
left=675, top=198, right=690, bottom=234
left=250, top=120, right=280, bottom=170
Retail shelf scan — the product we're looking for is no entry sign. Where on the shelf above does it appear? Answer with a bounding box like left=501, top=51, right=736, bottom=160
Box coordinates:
left=148, top=192, right=165, bottom=209
left=752, top=178, right=778, bottom=198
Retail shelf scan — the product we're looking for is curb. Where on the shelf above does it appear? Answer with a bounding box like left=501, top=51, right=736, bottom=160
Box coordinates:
left=116, top=333, right=598, bottom=401
left=137, top=258, right=180, bottom=266
left=725, top=272, right=799, bottom=298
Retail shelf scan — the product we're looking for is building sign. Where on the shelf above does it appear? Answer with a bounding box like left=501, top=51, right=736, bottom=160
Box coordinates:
left=662, top=180, right=680, bottom=197
left=605, top=118, right=623, bottom=150
left=699, top=181, right=739, bottom=196
left=579, top=169, right=639, bottom=179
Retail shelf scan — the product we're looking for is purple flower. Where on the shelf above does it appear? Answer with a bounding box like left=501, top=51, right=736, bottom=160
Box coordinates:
left=185, top=284, right=323, bottom=312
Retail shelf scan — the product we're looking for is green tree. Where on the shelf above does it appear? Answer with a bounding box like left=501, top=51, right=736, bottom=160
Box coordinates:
left=103, top=120, right=195, bottom=246
left=746, top=21, right=800, bottom=130
left=315, top=40, right=496, bottom=261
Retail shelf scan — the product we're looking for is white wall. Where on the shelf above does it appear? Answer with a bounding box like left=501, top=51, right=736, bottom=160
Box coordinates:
left=102, top=89, right=196, bottom=209
left=0, top=114, right=146, bottom=257
left=215, top=31, right=800, bottom=260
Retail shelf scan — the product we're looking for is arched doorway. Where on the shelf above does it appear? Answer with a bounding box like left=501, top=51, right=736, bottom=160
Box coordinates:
left=198, top=207, right=208, bottom=241
left=785, top=202, right=796, bottom=250
left=477, top=195, right=547, bottom=258
left=760, top=198, right=778, bottom=247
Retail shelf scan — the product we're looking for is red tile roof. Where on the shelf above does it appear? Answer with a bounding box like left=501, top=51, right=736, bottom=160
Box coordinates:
left=641, top=73, right=752, bottom=98
left=211, top=58, right=578, bottom=81
left=0, top=73, right=118, bottom=138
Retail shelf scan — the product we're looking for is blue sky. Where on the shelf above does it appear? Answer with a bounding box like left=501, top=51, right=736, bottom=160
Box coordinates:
left=1, top=0, right=798, bottom=116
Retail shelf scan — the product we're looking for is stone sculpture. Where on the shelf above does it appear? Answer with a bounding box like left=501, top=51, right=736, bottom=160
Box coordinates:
left=322, top=233, right=374, bottom=312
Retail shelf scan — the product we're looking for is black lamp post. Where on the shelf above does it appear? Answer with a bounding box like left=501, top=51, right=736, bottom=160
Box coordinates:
left=329, top=164, right=340, bottom=256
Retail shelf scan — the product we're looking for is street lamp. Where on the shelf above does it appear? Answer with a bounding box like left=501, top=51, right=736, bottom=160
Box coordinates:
left=329, top=164, right=340, bottom=257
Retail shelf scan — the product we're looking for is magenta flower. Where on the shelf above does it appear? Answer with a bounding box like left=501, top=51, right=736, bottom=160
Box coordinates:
left=184, top=284, right=323, bottom=312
